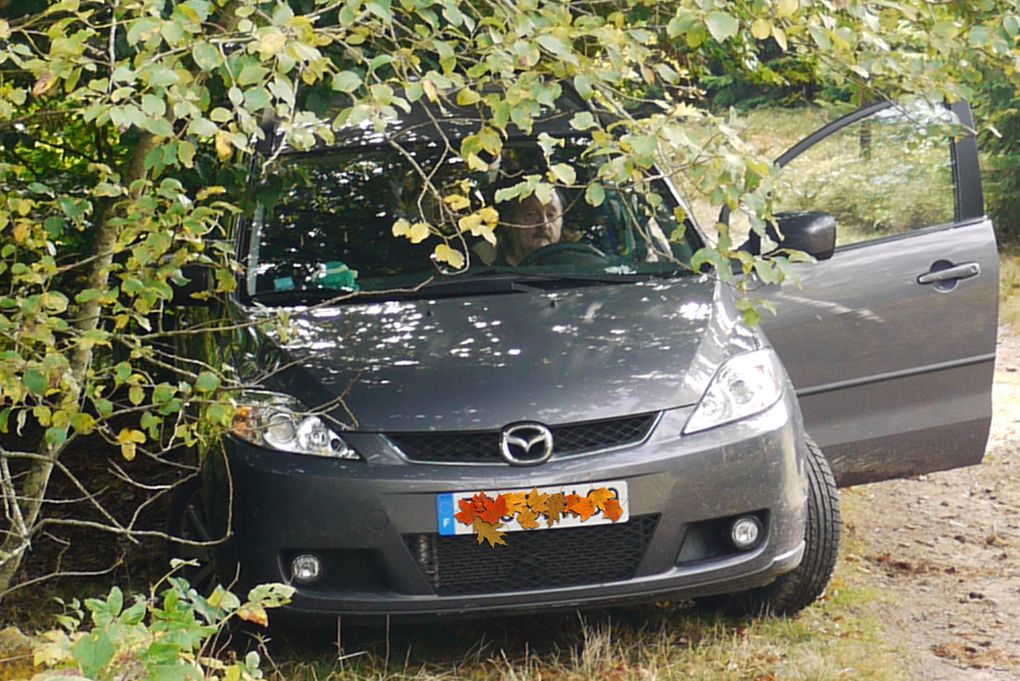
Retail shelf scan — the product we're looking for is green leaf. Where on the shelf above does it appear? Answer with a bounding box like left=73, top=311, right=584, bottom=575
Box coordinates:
left=237, top=62, right=267, bottom=86
left=191, top=41, right=219, bottom=71
left=127, top=17, right=161, bottom=45
left=549, top=163, right=576, bottom=185
left=143, top=117, right=174, bottom=137
left=24, top=369, right=47, bottom=396
left=584, top=182, right=605, bottom=207
left=456, top=88, right=481, bottom=106
left=178, top=140, right=196, bottom=168
left=705, top=12, right=738, bottom=43
left=195, top=371, right=221, bottom=393
left=72, top=631, right=116, bottom=678
left=573, top=74, right=594, bottom=99
left=129, top=385, right=145, bottom=406
left=142, top=94, right=166, bottom=117
left=44, top=426, right=67, bottom=447
left=188, top=118, right=217, bottom=137
left=331, top=70, right=361, bottom=93
left=570, top=112, right=596, bottom=130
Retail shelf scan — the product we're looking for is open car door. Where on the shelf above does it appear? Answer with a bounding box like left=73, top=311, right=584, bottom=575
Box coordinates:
left=753, top=101, right=999, bottom=487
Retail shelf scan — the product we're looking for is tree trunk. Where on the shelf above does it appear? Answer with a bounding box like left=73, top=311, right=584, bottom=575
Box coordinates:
left=0, top=134, right=160, bottom=598
left=0, top=2, right=243, bottom=601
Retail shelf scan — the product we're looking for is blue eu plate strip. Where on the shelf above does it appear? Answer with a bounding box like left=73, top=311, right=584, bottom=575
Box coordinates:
left=436, top=493, right=456, bottom=536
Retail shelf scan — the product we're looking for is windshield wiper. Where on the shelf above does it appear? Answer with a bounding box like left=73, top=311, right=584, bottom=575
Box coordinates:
left=248, top=270, right=667, bottom=307
left=249, top=288, right=358, bottom=306
left=467, top=270, right=657, bottom=286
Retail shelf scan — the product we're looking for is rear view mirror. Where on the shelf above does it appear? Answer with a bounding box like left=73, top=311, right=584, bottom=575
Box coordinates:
left=745, top=211, right=836, bottom=262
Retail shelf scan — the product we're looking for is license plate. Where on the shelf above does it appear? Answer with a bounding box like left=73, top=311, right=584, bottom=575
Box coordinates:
left=436, top=480, right=629, bottom=536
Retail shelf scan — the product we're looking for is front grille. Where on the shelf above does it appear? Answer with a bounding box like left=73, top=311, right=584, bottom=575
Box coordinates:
left=405, top=515, right=660, bottom=595
left=389, top=413, right=658, bottom=464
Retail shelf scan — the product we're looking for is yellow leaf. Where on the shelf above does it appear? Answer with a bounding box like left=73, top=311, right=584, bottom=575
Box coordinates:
left=408, top=222, right=430, bottom=243
left=12, top=222, right=29, bottom=243
left=458, top=213, right=482, bottom=233
left=444, top=194, right=471, bottom=211
left=32, top=72, right=57, bottom=97
left=120, top=442, right=137, bottom=462
left=457, top=213, right=497, bottom=244
left=434, top=243, right=465, bottom=269
left=215, top=131, right=233, bottom=161
left=773, top=26, right=788, bottom=51
left=478, top=206, right=499, bottom=226
left=259, top=30, right=287, bottom=56
left=751, top=18, right=772, bottom=40
left=392, top=218, right=411, bottom=238
left=237, top=604, right=269, bottom=627
left=117, top=428, right=146, bottom=444
left=776, top=0, right=798, bottom=18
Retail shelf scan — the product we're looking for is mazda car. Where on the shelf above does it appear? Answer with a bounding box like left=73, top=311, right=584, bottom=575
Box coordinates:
left=169, top=98, right=998, bottom=620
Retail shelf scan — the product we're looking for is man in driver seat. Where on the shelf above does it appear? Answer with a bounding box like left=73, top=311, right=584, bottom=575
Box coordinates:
left=497, top=190, right=564, bottom=266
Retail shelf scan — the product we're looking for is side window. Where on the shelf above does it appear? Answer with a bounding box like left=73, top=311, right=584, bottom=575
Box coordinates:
left=774, top=105, right=958, bottom=247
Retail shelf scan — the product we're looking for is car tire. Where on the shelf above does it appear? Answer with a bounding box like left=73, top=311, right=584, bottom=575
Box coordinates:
left=166, top=477, right=219, bottom=594
left=715, top=436, right=841, bottom=616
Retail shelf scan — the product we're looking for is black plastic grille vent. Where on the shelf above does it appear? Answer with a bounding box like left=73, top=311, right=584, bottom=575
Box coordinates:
left=389, top=413, right=657, bottom=464
left=405, top=515, right=660, bottom=595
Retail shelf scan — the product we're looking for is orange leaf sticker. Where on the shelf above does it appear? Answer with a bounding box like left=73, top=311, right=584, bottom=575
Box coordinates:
left=503, top=492, right=528, bottom=515
left=479, top=493, right=507, bottom=525
left=567, top=494, right=596, bottom=521
left=454, top=498, right=477, bottom=526
left=545, top=492, right=567, bottom=527
left=473, top=517, right=506, bottom=547
left=588, top=487, right=616, bottom=512
left=526, top=487, right=549, bottom=514
left=516, top=508, right=541, bottom=530
left=603, top=498, right=623, bottom=522
left=471, top=492, right=490, bottom=514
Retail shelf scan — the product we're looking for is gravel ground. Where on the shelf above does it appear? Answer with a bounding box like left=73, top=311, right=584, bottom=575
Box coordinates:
left=845, top=326, right=1020, bottom=679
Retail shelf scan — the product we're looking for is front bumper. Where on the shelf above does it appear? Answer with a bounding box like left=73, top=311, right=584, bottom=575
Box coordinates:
left=203, top=395, right=807, bottom=618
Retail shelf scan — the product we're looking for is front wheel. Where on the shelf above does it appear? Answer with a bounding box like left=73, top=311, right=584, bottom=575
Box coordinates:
left=717, top=437, right=841, bottom=616
left=166, top=477, right=219, bottom=595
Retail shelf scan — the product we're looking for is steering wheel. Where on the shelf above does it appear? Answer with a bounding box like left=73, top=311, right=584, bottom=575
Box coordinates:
left=518, top=242, right=607, bottom=267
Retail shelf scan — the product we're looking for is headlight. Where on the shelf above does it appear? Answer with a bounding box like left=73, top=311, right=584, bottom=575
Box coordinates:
left=230, top=392, right=359, bottom=459
left=683, top=349, right=784, bottom=434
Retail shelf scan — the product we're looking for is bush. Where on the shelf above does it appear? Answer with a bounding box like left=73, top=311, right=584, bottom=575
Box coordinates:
left=974, top=72, right=1020, bottom=245
left=24, top=565, right=293, bottom=681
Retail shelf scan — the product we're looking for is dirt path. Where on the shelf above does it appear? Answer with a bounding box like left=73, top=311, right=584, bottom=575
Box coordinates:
left=846, top=326, right=1020, bottom=679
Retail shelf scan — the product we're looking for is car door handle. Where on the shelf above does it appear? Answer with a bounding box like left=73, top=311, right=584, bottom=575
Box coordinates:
left=916, top=262, right=980, bottom=285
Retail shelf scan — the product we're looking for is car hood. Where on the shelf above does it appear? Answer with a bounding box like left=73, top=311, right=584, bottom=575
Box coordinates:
left=241, top=276, right=757, bottom=432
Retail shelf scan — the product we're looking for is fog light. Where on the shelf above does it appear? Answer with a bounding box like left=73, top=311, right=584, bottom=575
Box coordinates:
left=730, top=516, right=763, bottom=550
left=291, top=553, right=322, bottom=583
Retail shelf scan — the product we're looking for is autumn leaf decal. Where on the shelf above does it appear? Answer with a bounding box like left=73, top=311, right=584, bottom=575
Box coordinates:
left=454, top=486, right=624, bottom=547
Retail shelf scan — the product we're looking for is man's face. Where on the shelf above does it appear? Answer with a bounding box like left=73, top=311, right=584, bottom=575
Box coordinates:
left=503, top=193, right=563, bottom=265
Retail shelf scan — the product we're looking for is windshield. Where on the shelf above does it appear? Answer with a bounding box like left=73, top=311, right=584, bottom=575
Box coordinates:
left=244, top=141, right=701, bottom=303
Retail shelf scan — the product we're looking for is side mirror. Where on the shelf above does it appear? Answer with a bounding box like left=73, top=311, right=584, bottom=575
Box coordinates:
left=745, top=211, right=837, bottom=262
left=171, top=265, right=212, bottom=306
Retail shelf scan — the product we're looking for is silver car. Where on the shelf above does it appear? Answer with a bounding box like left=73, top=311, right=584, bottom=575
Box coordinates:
left=169, top=99, right=998, bottom=619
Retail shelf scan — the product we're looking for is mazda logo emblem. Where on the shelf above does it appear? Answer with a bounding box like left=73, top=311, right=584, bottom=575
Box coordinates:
left=500, top=423, right=554, bottom=465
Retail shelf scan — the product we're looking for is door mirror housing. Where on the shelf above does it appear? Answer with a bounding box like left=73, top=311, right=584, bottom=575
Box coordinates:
left=745, top=211, right=837, bottom=262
